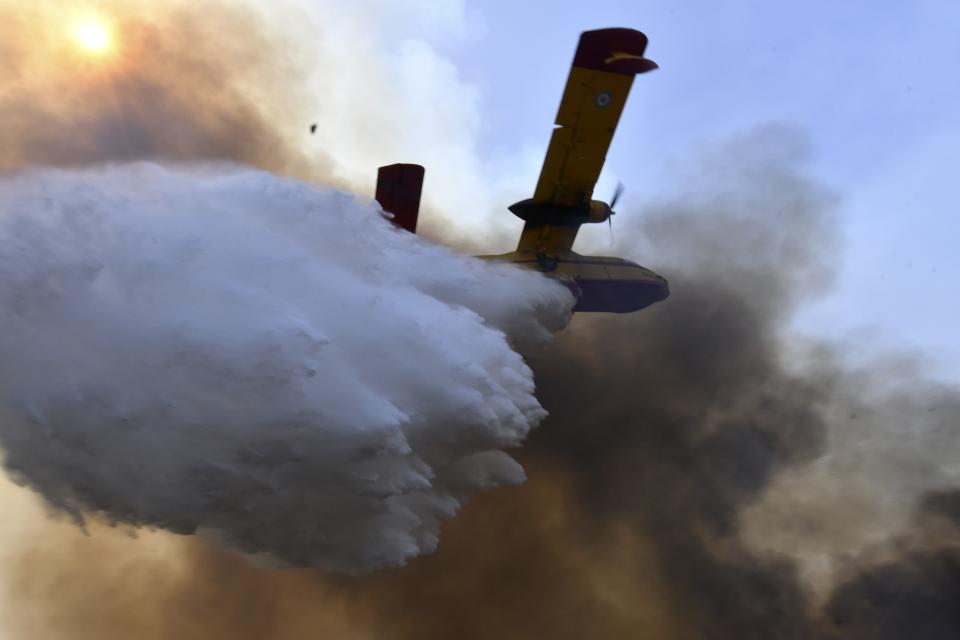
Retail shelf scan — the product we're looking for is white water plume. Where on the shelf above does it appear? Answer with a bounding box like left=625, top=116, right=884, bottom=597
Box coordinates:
left=0, top=163, right=573, bottom=572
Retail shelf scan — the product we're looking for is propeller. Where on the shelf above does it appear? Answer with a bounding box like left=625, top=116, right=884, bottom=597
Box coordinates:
left=610, top=180, right=625, bottom=211
left=608, top=181, right=624, bottom=245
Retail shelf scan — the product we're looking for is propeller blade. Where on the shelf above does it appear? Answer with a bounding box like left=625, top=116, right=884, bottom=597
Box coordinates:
left=610, top=181, right=625, bottom=211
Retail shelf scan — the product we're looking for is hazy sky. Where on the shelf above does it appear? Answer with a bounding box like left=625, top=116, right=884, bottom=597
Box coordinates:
left=8, top=0, right=957, bottom=376
left=391, top=0, right=959, bottom=377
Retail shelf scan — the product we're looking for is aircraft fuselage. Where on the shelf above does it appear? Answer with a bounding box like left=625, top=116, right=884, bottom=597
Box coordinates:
left=480, top=250, right=669, bottom=313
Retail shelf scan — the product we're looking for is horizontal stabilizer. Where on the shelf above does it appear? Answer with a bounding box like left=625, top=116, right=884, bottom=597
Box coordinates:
left=573, top=28, right=658, bottom=75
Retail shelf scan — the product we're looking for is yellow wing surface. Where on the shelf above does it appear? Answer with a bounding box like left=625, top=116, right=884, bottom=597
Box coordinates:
left=376, top=28, right=670, bottom=314
left=517, top=28, right=657, bottom=253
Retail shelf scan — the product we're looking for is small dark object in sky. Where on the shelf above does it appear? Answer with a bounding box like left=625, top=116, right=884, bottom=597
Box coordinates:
left=310, top=124, right=317, bottom=134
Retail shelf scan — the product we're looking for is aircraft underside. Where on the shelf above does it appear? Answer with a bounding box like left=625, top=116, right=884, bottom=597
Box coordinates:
left=481, top=251, right=669, bottom=313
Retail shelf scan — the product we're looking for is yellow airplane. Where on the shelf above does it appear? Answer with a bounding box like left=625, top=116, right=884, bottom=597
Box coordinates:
left=374, top=28, right=669, bottom=313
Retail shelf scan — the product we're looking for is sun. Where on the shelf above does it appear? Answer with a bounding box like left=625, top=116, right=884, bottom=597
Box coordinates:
left=70, top=17, right=114, bottom=56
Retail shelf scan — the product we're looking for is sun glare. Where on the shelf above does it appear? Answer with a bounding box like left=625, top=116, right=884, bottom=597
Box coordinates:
left=70, top=17, right=113, bottom=56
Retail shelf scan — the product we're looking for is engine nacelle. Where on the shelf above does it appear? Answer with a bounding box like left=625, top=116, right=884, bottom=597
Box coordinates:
left=587, top=200, right=613, bottom=224
left=509, top=198, right=612, bottom=226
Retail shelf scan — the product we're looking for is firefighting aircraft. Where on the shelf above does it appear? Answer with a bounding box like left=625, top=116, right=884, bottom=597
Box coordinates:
left=373, top=28, right=669, bottom=313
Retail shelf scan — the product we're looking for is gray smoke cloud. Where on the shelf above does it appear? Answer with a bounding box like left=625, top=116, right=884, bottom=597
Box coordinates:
left=325, top=127, right=960, bottom=640
left=0, top=164, right=572, bottom=572
left=341, top=126, right=840, bottom=639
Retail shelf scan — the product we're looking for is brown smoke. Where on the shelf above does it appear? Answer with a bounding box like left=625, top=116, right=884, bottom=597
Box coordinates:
left=2, top=3, right=959, bottom=638
left=0, top=0, right=330, bottom=180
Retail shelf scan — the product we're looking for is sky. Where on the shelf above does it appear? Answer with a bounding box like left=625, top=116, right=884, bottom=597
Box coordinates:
left=3, top=0, right=955, bottom=371
left=399, top=0, right=960, bottom=378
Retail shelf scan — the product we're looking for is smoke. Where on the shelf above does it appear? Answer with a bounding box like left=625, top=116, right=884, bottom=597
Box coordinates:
left=1, top=0, right=959, bottom=637
left=0, top=164, right=572, bottom=572
left=822, top=548, right=960, bottom=640
left=506, top=129, right=959, bottom=640
left=818, top=488, right=960, bottom=640
left=345, top=126, right=841, bottom=639
left=2, top=125, right=957, bottom=639
left=0, top=0, right=531, bottom=253
left=0, top=0, right=327, bottom=179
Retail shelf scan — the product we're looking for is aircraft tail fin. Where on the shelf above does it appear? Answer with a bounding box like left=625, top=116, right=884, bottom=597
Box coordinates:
left=375, top=164, right=425, bottom=233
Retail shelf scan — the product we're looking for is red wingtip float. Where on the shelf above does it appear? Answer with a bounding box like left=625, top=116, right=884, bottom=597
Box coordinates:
left=374, top=28, right=669, bottom=314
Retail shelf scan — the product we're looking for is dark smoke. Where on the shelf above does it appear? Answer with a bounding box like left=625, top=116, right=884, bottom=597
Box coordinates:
left=922, top=490, right=960, bottom=526
left=812, top=490, right=960, bottom=639
left=342, top=126, right=839, bottom=640
left=823, top=549, right=960, bottom=640
left=317, top=128, right=960, bottom=640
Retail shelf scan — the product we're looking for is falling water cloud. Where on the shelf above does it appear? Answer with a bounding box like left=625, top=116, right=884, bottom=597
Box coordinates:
left=0, top=164, right=573, bottom=572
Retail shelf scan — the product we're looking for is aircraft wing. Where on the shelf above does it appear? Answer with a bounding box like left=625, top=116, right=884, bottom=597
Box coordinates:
left=532, top=28, right=657, bottom=208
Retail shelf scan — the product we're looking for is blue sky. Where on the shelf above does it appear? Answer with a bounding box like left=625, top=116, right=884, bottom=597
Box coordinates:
left=409, top=0, right=960, bottom=378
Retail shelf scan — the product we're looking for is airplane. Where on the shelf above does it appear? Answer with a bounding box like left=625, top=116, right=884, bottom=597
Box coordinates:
left=373, top=28, right=669, bottom=313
